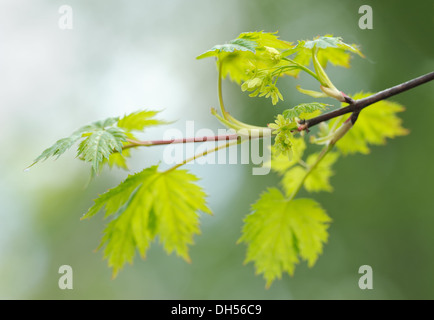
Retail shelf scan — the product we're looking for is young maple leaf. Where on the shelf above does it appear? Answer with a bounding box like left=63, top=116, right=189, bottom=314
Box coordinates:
left=238, top=188, right=331, bottom=288
left=82, top=165, right=212, bottom=278
left=329, top=92, right=409, bottom=154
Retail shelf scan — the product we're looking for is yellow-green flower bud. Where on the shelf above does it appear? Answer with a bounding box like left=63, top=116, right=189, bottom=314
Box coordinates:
left=264, top=46, right=281, bottom=64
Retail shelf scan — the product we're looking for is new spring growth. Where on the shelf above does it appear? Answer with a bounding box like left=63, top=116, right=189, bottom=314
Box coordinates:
left=329, top=117, right=353, bottom=145
left=312, top=47, right=346, bottom=102
left=264, top=46, right=281, bottom=64
left=268, top=114, right=295, bottom=158
left=240, top=47, right=284, bottom=105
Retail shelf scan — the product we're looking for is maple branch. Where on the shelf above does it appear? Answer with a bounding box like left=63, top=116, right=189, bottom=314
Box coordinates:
left=123, top=71, right=433, bottom=151
left=303, top=71, right=434, bottom=129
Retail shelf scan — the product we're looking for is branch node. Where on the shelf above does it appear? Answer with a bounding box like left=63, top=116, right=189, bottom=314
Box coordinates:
left=342, top=92, right=355, bottom=104
left=297, top=124, right=309, bottom=133
left=350, top=111, right=360, bottom=125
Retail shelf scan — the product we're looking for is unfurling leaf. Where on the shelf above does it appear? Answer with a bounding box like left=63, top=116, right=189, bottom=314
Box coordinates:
left=103, top=149, right=131, bottom=170
left=78, top=127, right=126, bottom=173
left=283, top=102, right=329, bottom=120
left=238, top=188, right=331, bottom=287
left=303, top=35, right=362, bottom=54
left=117, top=110, right=168, bottom=132
left=268, top=115, right=297, bottom=158
left=301, top=35, right=364, bottom=67
left=196, top=38, right=257, bottom=60
left=238, top=31, right=293, bottom=50
left=31, top=132, right=84, bottom=164
left=31, top=109, right=169, bottom=174
left=82, top=165, right=211, bottom=278
left=198, top=31, right=295, bottom=103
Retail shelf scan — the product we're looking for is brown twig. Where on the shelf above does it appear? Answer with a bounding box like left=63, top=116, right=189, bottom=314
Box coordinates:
left=304, top=71, right=434, bottom=129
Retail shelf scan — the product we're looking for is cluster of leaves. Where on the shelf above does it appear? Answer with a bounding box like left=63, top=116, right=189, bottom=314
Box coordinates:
left=197, top=32, right=406, bottom=286
left=197, top=32, right=363, bottom=105
left=240, top=92, right=408, bottom=286
left=197, top=31, right=293, bottom=104
left=268, top=102, right=329, bottom=157
left=32, top=31, right=409, bottom=288
left=32, top=110, right=213, bottom=278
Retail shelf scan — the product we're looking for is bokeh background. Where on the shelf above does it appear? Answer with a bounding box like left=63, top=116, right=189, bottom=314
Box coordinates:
left=1, top=0, right=433, bottom=299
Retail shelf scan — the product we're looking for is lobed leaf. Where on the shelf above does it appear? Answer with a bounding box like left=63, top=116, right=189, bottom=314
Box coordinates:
left=104, top=149, right=131, bottom=170
left=197, top=33, right=363, bottom=105
left=91, top=117, right=120, bottom=129
left=31, top=109, right=169, bottom=174
left=238, top=188, right=331, bottom=287
left=304, top=152, right=339, bottom=192
left=197, top=31, right=294, bottom=89
left=78, top=127, right=127, bottom=173
left=303, top=36, right=342, bottom=49
left=286, top=35, right=364, bottom=73
left=238, top=31, right=293, bottom=50
left=329, top=92, right=409, bottom=154
left=283, top=102, right=329, bottom=120
left=302, top=35, right=362, bottom=53
left=196, top=38, right=257, bottom=60
left=32, top=134, right=82, bottom=165
left=117, top=110, right=168, bottom=132
left=82, top=165, right=211, bottom=277
left=30, top=124, right=97, bottom=166
left=281, top=152, right=339, bottom=196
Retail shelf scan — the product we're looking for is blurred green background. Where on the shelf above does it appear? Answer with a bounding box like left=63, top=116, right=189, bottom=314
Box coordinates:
left=1, top=0, right=433, bottom=299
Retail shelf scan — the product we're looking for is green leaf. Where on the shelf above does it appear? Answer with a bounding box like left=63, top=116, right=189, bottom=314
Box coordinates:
left=30, top=118, right=115, bottom=167
left=238, top=31, right=293, bottom=49
left=303, top=152, right=339, bottom=192
left=330, top=92, right=409, bottom=155
left=196, top=38, right=257, bottom=60
left=92, top=117, right=120, bottom=129
left=288, top=35, right=364, bottom=71
left=104, top=148, right=131, bottom=170
left=283, top=102, right=329, bottom=120
left=239, top=188, right=331, bottom=287
left=303, top=36, right=342, bottom=49
left=117, top=110, right=167, bottom=132
left=303, top=35, right=363, bottom=58
left=281, top=166, right=306, bottom=196
left=198, top=31, right=294, bottom=86
left=83, top=165, right=211, bottom=278
left=268, top=115, right=300, bottom=158
left=32, top=134, right=82, bottom=165
left=31, top=110, right=168, bottom=172
left=280, top=152, right=339, bottom=196
left=197, top=31, right=293, bottom=60
left=83, top=167, right=157, bottom=220
left=78, top=127, right=127, bottom=173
